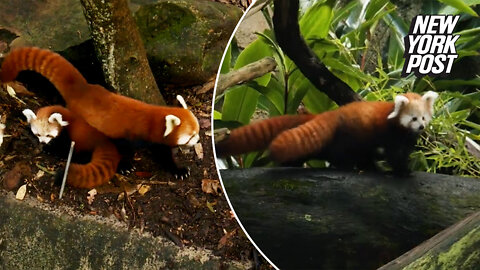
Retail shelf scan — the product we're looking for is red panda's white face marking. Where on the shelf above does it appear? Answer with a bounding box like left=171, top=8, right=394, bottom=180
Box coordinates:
left=388, top=91, right=438, bottom=133
left=163, top=95, right=200, bottom=147
left=164, top=113, right=200, bottom=146
left=23, top=109, right=69, bottom=144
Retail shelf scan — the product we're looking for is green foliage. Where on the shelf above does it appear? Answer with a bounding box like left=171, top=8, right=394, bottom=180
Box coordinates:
left=214, top=0, right=480, bottom=177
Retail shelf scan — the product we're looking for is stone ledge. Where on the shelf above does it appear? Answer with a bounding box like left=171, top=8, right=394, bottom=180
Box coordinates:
left=0, top=190, right=249, bottom=269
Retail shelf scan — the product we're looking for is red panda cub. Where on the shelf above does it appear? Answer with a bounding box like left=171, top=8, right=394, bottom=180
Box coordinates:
left=1, top=47, right=200, bottom=178
left=23, top=106, right=121, bottom=188
left=216, top=91, right=438, bottom=173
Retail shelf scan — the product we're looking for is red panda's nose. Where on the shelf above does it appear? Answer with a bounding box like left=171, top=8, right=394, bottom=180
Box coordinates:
left=419, top=124, right=425, bottom=130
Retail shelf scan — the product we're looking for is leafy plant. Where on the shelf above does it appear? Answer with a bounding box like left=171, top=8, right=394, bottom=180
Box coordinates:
left=214, top=0, right=480, bottom=177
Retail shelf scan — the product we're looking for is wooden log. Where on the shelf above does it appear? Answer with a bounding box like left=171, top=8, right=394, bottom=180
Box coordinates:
left=220, top=168, right=480, bottom=269
left=379, top=210, right=480, bottom=270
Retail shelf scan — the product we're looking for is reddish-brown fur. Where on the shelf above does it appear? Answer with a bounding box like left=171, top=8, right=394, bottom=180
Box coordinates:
left=35, top=106, right=121, bottom=188
left=269, top=101, right=395, bottom=164
left=216, top=114, right=316, bottom=156
left=1, top=47, right=199, bottom=146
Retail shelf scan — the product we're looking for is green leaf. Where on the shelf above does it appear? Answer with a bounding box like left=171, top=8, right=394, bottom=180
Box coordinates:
left=332, top=1, right=358, bottom=28
left=300, top=0, right=335, bottom=40
left=234, top=35, right=274, bottom=86
left=303, top=89, right=336, bottom=114
left=222, top=85, right=260, bottom=124
left=286, top=68, right=313, bottom=114
left=438, top=0, right=479, bottom=16
left=213, top=110, right=222, bottom=120
left=434, top=78, right=480, bottom=88
left=220, top=43, right=232, bottom=74
left=249, top=79, right=285, bottom=116
left=449, top=109, right=471, bottom=122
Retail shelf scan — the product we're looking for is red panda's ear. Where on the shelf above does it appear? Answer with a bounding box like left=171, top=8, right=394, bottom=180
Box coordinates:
left=164, top=114, right=181, bottom=137
left=48, top=113, right=69, bottom=126
left=422, top=91, right=438, bottom=115
left=176, top=95, right=188, bottom=109
left=22, top=109, right=37, bottom=123
left=388, top=95, right=409, bottom=119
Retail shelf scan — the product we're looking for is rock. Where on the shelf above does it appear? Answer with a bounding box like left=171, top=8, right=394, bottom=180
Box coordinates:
left=0, top=0, right=90, bottom=51
left=134, top=0, right=242, bottom=86
left=0, top=0, right=242, bottom=86
left=0, top=190, right=251, bottom=269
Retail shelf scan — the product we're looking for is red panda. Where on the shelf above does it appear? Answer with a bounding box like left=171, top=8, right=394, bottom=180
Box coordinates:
left=23, top=105, right=121, bottom=188
left=216, top=91, right=438, bottom=173
left=0, top=47, right=200, bottom=148
left=215, top=114, right=316, bottom=157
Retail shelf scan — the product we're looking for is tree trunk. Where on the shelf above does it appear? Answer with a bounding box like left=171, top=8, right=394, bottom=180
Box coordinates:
left=272, top=0, right=362, bottom=105
left=80, top=0, right=165, bottom=105
left=220, top=168, right=480, bottom=269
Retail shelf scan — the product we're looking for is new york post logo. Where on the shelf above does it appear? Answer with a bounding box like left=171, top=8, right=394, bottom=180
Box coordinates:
left=402, top=15, right=460, bottom=77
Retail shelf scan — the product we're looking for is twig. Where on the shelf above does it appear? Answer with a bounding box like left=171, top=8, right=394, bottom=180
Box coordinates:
left=216, top=57, right=277, bottom=97
left=134, top=179, right=174, bottom=185
left=213, top=128, right=230, bottom=144
left=59, top=141, right=75, bottom=199
left=245, top=0, right=272, bottom=19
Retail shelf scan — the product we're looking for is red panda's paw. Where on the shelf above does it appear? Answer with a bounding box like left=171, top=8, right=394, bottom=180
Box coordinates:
left=172, top=166, right=190, bottom=180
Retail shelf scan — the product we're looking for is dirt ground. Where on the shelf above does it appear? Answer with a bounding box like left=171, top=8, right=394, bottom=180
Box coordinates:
left=0, top=1, right=271, bottom=268
left=0, top=77, right=263, bottom=266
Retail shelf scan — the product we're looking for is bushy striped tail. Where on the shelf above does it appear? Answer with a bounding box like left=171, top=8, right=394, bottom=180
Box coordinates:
left=216, top=114, right=316, bottom=157
left=0, top=47, right=87, bottom=96
left=269, top=111, right=339, bottom=164
left=66, top=142, right=121, bottom=189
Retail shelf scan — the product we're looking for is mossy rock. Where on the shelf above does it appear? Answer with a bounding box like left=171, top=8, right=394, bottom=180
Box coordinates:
left=134, top=0, right=242, bottom=86
left=0, top=0, right=89, bottom=51
left=0, top=0, right=241, bottom=86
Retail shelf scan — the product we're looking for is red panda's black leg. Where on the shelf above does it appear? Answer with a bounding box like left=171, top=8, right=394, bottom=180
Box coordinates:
left=113, top=139, right=136, bottom=174
left=149, top=144, right=190, bottom=180
left=384, top=137, right=416, bottom=176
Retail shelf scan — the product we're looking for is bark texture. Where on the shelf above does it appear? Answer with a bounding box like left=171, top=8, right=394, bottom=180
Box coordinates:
left=80, top=0, right=165, bottom=105
left=221, top=168, right=480, bottom=269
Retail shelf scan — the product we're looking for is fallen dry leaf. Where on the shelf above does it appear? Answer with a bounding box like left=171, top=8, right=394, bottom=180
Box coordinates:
left=87, top=189, right=97, bottom=205
left=6, top=84, right=26, bottom=105
left=3, top=162, right=31, bottom=191
left=117, top=184, right=141, bottom=201
left=138, top=184, right=151, bottom=196
left=6, top=82, right=35, bottom=96
left=202, top=179, right=222, bottom=195
left=218, top=229, right=237, bottom=249
left=188, top=193, right=202, bottom=208
left=34, top=170, right=45, bottom=180
left=15, top=184, right=27, bottom=200
left=206, top=201, right=217, bottom=213
left=195, top=143, right=204, bottom=160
